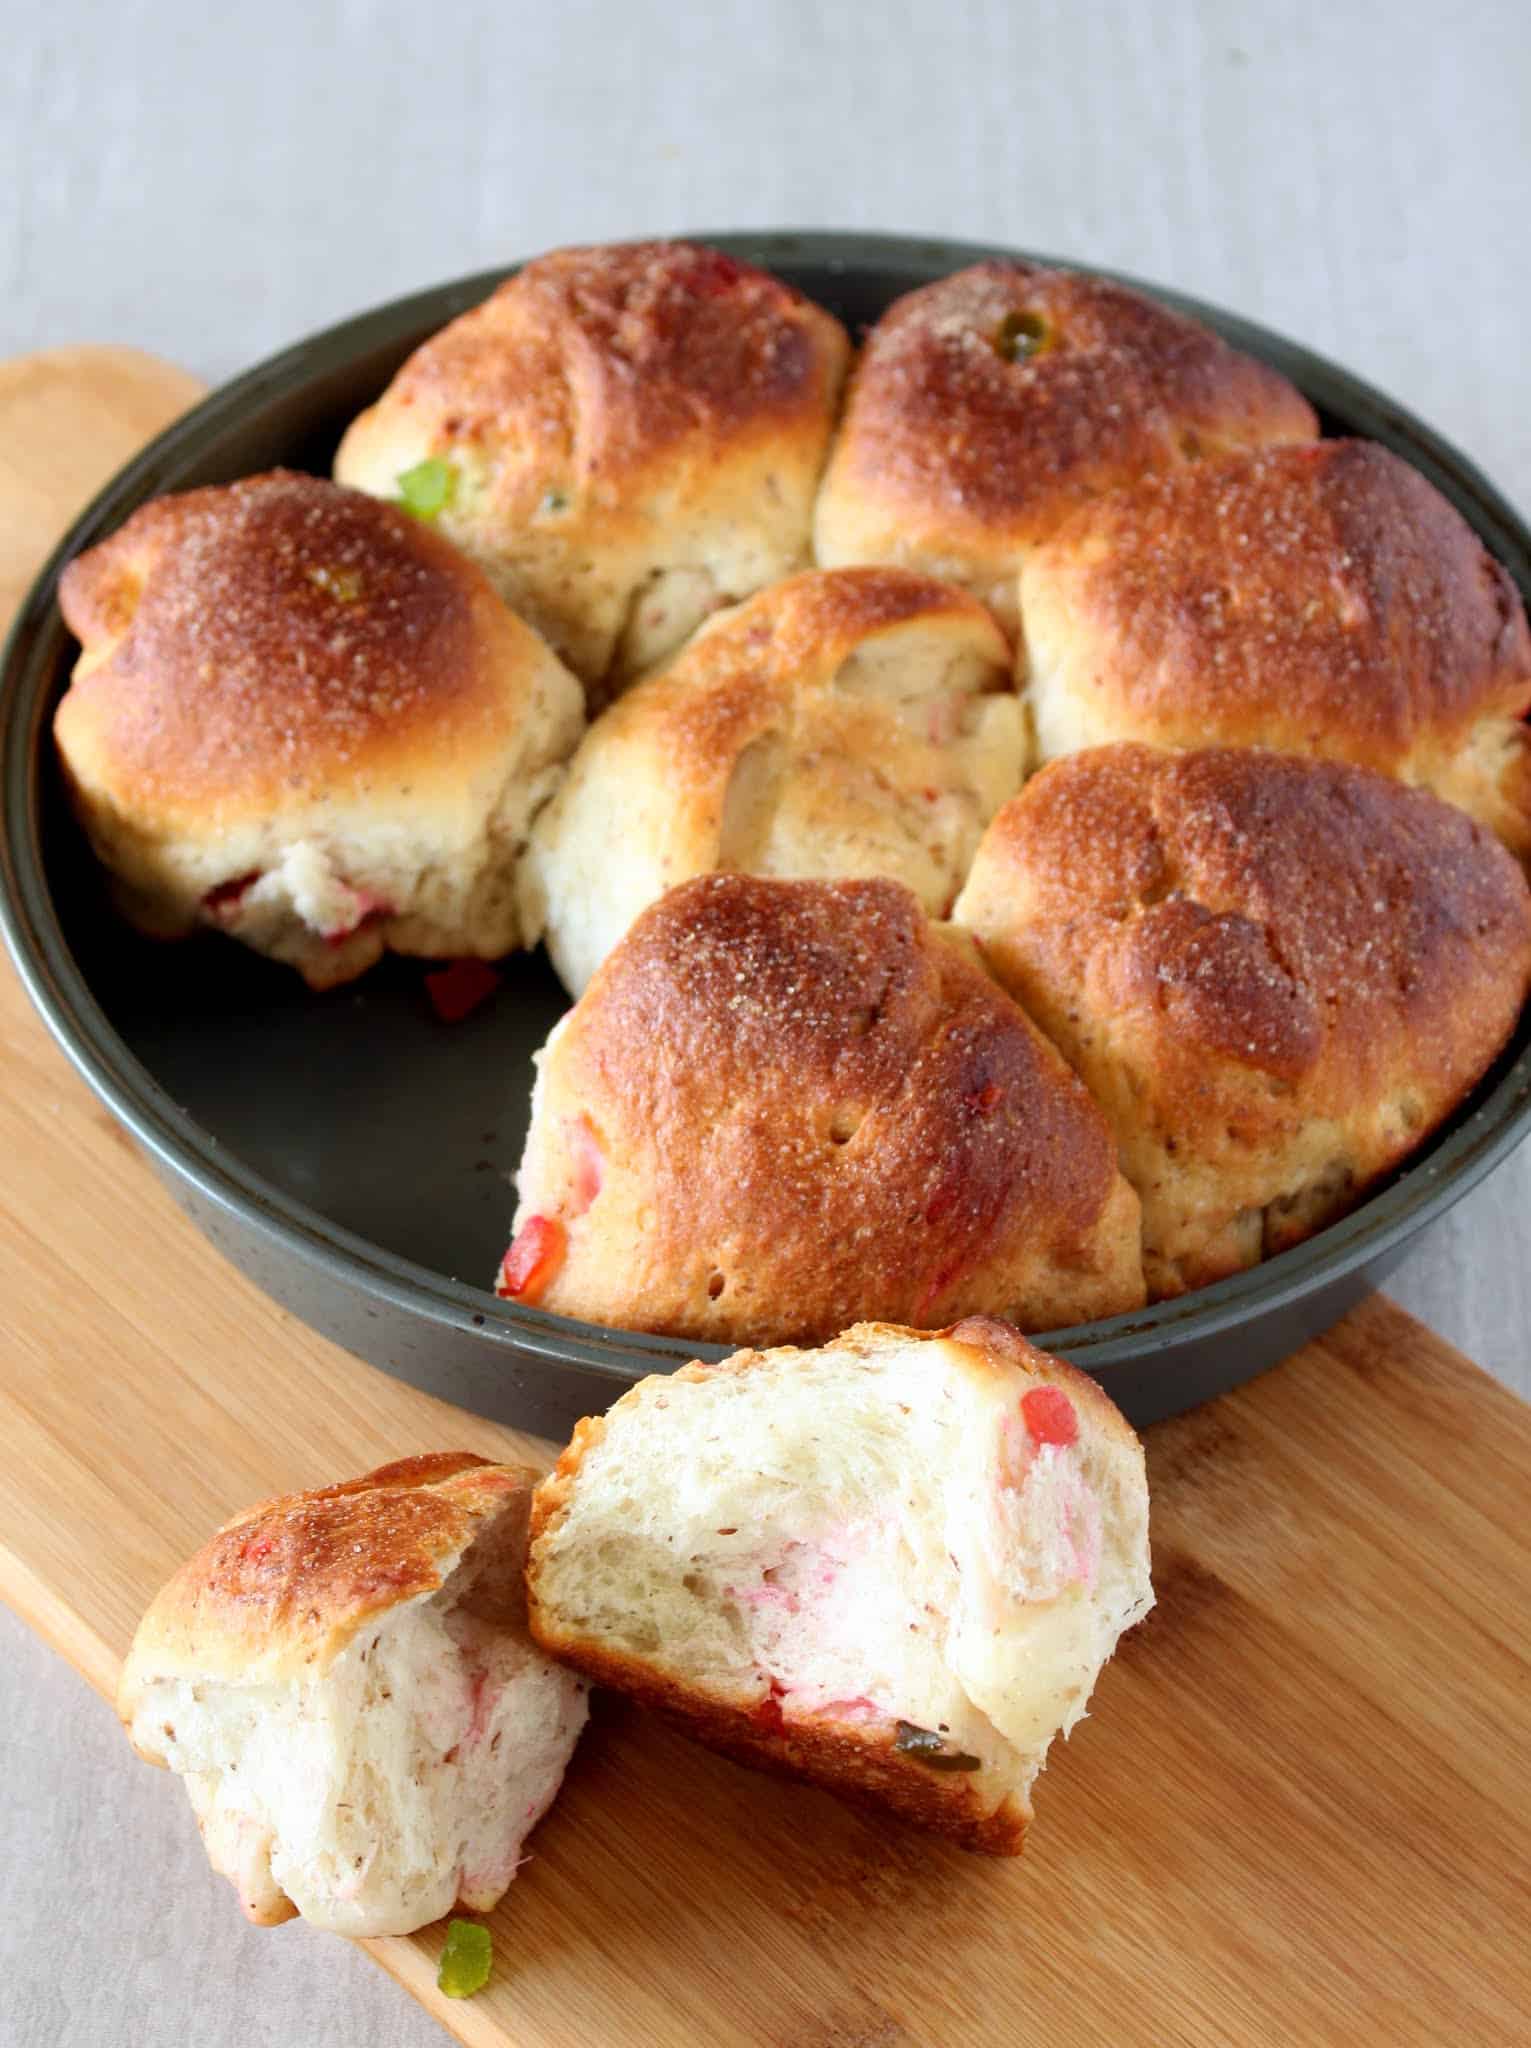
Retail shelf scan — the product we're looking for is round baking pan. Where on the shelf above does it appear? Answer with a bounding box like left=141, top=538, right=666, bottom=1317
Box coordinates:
left=3, top=231, right=1529, bottom=1437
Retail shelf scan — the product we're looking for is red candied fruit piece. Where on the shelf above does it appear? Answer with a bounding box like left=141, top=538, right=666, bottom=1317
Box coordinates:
left=1021, top=1384, right=1078, bottom=1449
left=751, top=1678, right=787, bottom=1737
left=425, top=958, right=501, bottom=1024
left=683, top=249, right=746, bottom=296
left=567, top=1114, right=604, bottom=1214
left=912, top=1245, right=973, bottom=1322
left=202, top=871, right=262, bottom=919
left=323, top=888, right=395, bottom=947
left=496, top=1215, right=567, bottom=1305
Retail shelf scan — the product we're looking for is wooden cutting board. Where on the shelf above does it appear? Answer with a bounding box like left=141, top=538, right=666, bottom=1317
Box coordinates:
left=2, top=349, right=1529, bottom=2048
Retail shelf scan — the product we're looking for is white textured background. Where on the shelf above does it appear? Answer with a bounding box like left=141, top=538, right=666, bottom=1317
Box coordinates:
left=2, top=1, right=1529, bottom=2042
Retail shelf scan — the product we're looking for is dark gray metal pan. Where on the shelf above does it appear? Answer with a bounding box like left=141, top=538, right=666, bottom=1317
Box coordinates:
left=3, top=231, right=1528, bottom=1436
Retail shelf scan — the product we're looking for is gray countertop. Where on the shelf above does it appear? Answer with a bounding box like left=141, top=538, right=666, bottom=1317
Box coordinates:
left=2, top=2, right=1528, bottom=2042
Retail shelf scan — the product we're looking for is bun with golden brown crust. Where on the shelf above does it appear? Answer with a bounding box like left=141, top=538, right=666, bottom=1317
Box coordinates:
left=117, top=1454, right=588, bottom=1936
left=500, top=873, right=1145, bottom=1340
left=522, top=565, right=1027, bottom=995
left=55, top=470, right=585, bottom=989
left=526, top=1317, right=1152, bottom=1855
left=1019, top=440, right=1531, bottom=859
left=954, top=744, right=1531, bottom=1296
left=335, top=241, right=851, bottom=693
left=813, top=261, right=1316, bottom=633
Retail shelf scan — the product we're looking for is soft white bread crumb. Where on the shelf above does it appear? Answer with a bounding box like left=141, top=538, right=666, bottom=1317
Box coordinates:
left=118, top=1455, right=588, bottom=1936
left=527, top=1319, right=1152, bottom=1853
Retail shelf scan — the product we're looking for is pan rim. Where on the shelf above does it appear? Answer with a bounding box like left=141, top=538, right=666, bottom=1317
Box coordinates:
left=3, top=226, right=1529, bottom=1391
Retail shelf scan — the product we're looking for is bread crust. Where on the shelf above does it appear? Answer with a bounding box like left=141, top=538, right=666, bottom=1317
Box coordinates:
left=57, top=472, right=561, bottom=825
left=814, top=262, right=1316, bottom=628
left=1019, top=440, right=1531, bottom=857
left=535, top=1624, right=1028, bottom=1853
left=117, top=1452, right=538, bottom=1718
left=55, top=469, right=585, bottom=985
left=659, top=561, right=1009, bottom=683
left=954, top=744, right=1531, bottom=1293
left=522, top=565, right=1023, bottom=992
left=511, top=875, right=1145, bottom=1340
left=336, top=241, right=851, bottom=684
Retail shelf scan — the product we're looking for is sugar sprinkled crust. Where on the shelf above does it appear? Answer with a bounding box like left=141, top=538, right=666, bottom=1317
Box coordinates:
left=336, top=240, right=851, bottom=690
left=526, top=1317, right=1153, bottom=1854
left=55, top=470, right=585, bottom=988
left=954, top=744, right=1531, bottom=1294
left=814, top=261, right=1317, bottom=631
left=121, top=1454, right=522, bottom=1688
left=118, top=1454, right=589, bottom=1936
left=506, top=873, right=1145, bottom=1339
left=521, top=564, right=1027, bottom=995
left=1020, top=439, right=1531, bottom=858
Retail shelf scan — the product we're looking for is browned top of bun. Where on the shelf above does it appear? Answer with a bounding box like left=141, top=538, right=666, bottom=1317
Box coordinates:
left=357, top=241, right=847, bottom=512
left=956, top=746, right=1531, bottom=1196
left=620, top=564, right=1009, bottom=810
left=587, top=875, right=1112, bottom=1239
left=516, top=874, right=1145, bottom=1341
left=56, top=472, right=546, bottom=825
left=684, top=562, right=1003, bottom=674
left=1023, top=440, right=1531, bottom=755
left=820, top=263, right=1317, bottom=556
left=118, top=1455, right=537, bottom=1698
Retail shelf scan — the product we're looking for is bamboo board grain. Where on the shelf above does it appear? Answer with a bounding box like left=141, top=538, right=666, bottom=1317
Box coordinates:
left=1, top=351, right=1529, bottom=2047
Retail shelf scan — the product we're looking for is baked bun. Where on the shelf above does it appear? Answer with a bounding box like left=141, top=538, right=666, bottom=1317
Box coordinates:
left=527, top=1317, right=1152, bottom=1854
left=521, top=566, right=1026, bottom=996
left=118, top=1454, right=588, bottom=1937
left=335, top=241, right=851, bottom=693
left=499, top=874, right=1145, bottom=1339
left=813, top=262, right=1317, bottom=633
left=1019, top=440, right=1531, bottom=859
left=55, top=471, right=585, bottom=989
left=953, top=745, right=1531, bottom=1296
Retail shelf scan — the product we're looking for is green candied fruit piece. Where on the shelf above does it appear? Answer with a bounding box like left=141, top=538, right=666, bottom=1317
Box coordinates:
left=397, top=456, right=458, bottom=522
left=305, top=564, right=363, bottom=602
left=992, top=309, right=1048, bottom=362
left=437, top=1918, right=493, bottom=1999
left=893, top=1720, right=983, bottom=1771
